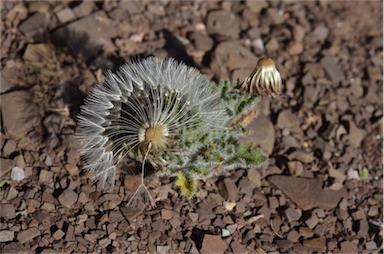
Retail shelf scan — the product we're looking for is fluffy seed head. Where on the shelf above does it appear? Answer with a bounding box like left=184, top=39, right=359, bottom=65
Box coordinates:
left=241, top=57, right=282, bottom=97
left=77, top=57, right=226, bottom=189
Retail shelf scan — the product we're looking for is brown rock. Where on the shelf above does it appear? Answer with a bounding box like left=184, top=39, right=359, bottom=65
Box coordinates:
left=52, top=11, right=116, bottom=61
left=348, top=121, right=366, bottom=148
left=321, top=55, right=345, bottom=83
left=39, top=169, right=54, bottom=183
left=0, top=203, right=16, bottom=219
left=218, top=178, right=239, bottom=201
left=0, top=231, right=14, bottom=242
left=247, top=169, right=261, bottom=188
left=52, top=229, right=65, bottom=240
left=239, top=113, right=275, bottom=155
left=268, top=175, right=346, bottom=210
left=340, top=240, right=358, bottom=253
left=201, top=235, right=227, bottom=254
left=211, top=41, right=257, bottom=80
left=288, top=41, right=303, bottom=55
left=17, top=228, right=40, bottom=244
left=56, top=8, right=76, bottom=23
left=189, top=32, right=213, bottom=52
left=18, top=12, right=49, bottom=37
left=230, top=241, right=247, bottom=253
left=285, top=206, right=302, bottom=222
left=303, top=237, right=326, bottom=252
left=1, top=90, right=41, bottom=140
left=289, top=150, right=315, bottom=164
left=357, top=220, right=369, bottom=237
left=58, top=189, right=78, bottom=208
left=207, top=11, right=241, bottom=38
left=73, top=1, right=94, bottom=18
left=293, top=25, right=306, bottom=42
left=161, top=209, right=174, bottom=220
left=0, top=158, right=15, bottom=177
left=277, top=109, right=300, bottom=132
left=65, top=164, right=79, bottom=176
left=3, top=139, right=16, bottom=156
left=287, top=230, right=300, bottom=243
left=288, top=161, right=303, bottom=176
left=188, top=213, right=199, bottom=223
left=305, top=213, right=319, bottom=229
left=2, top=243, right=28, bottom=254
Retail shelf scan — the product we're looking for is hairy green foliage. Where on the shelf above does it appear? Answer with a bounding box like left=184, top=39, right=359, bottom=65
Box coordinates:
left=154, top=80, right=268, bottom=197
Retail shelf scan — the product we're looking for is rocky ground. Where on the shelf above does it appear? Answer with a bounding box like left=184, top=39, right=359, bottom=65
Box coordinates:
left=0, top=1, right=383, bottom=253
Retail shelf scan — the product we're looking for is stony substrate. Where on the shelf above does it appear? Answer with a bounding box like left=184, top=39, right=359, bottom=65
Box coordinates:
left=1, top=1, right=382, bottom=253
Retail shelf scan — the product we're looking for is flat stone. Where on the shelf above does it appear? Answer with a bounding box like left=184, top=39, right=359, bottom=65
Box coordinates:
left=366, top=241, right=378, bottom=250
left=201, top=234, right=227, bottom=254
left=18, top=12, right=49, bottom=37
left=289, top=150, right=315, bottom=164
left=2, top=243, right=28, bottom=254
left=161, top=209, right=174, bottom=220
left=52, top=229, right=65, bottom=240
left=1, top=158, right=15, bottom=179
left=238, top=113, right=275, bottom=155
left=58, top=189, right=78, bottom=208
left=288, top=41, right=303, bottom=55
left=245, top=0, right=268, bottom=14
left=52, top=11, right=116, bottom=62
left=0, top=231, right=14, bottom=242
left=303, top=236, right=326, bottom=252
left=288, top=161, right=303, bottom=176
left=305, top=213, right=319, bottom=229
left=285, top=206, right=302, bottom=222
left=17, top=228, right=40, bottom=244
left=188, top=213, right=199, bottom=223
left=266, top=37, right=279, bottom=52
left=287, top=230, right=300, bottom=243
left=321, top=55, right=345, bottom=83
left=3, top=139, right=16, bottom=156
left=230, top=241, right=247, bottom=253
left=207, top=10, right=241, bottom=38
left=218, top=178, right=239, bottom=201
left=56, top=8, right=76, bottom=23
left=211, top=41, right=257, bottom=81
left=157, top=246, right=171, bottom=254
left=1, top=90, right=41, bottom=140
left=189, top=32, right=213, bottom=52
left=313, top=25, right=329, bottom=41
left=39, top=169, right=54, bottom=183
left=348, top=121, right=366, bottom=148
left=277, top=109, right=300, bottom=132
left=73, top=1, right=94, bottom=18
left=0, top=203, right=16, bottom=219
left=247, top=169, right=261, bottom=188
left=269, top=175, right=346, bottom=210
left=357, top=220, right=369, bottom=237
left=340, top=241, right=358, bottom=253
left=293, top=25, right=306, bottom=42
left=169, top=217, right=182, bottom=228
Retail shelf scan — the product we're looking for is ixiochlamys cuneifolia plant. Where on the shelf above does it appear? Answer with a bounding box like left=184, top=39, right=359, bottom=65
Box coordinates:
left=77, top=57, right=282, bottom=208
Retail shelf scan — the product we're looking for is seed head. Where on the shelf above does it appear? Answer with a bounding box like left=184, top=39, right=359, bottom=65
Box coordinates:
left=241, top=57, right=282, bottom=97
left=77, top=58, right=226, bottom=191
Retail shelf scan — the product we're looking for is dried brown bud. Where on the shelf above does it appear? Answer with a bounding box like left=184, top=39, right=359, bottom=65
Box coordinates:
left=241, top=57, right=282, bottom=97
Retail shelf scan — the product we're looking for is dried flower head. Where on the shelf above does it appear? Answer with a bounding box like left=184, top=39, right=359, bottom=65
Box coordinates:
left=241, top=57, right=282, bottom=97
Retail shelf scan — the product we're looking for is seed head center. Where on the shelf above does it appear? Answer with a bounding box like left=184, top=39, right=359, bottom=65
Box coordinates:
left=145, top=125, right=168, bottom=144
